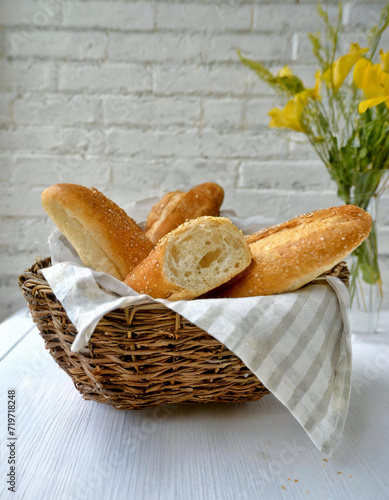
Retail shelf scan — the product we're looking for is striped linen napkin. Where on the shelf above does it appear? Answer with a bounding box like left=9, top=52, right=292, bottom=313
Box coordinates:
left=42, top=230, right=351, bottom=454
left=168, top=276, right=351, bottom=455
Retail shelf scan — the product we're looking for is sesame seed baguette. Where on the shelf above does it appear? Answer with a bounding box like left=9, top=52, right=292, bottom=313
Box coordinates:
left=41, top=183, right=154, bottom=280
left=145, top=182, right=224, bottom=244
left=144, top=190, right=184, bottom=234
left=216, top=205, right=372, bottom=298
left=124, top=216, right=252, bottom=301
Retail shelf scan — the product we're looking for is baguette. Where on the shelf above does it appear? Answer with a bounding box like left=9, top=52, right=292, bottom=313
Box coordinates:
left=145, top=191, right=184, bottom=233
left=124, top=216, right=251, bottom=301
left=145, top=182, right=224, bottom=244
left=41, top=184, right=154, bottom=280
left=216, top=205, right=372, bottom=298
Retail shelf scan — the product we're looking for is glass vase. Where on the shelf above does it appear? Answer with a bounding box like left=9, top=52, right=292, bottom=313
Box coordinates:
left=347, top=197, right=383, bottom=334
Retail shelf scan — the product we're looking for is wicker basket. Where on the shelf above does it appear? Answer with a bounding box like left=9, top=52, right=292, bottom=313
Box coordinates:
left=18, top=257, right=349, bottom=410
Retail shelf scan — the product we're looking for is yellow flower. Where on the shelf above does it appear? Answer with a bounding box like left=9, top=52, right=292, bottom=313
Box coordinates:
left=275, top=65, right=305, bottom=95
left=307, top=70, right=322, bottom=101
left=353, top=58, right=389, bottom=113
left=268, top=72, right=321, bottom=132
left=277, top=65, right=294, bottom=78
left=322, top=43, right=368, bottom=90
left=268, top=91, right=310, bottom=132
left=380, top=49, right=389, bottom=72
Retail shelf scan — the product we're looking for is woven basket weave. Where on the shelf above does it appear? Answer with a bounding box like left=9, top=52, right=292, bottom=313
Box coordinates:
left=18, top=257, right=349, bottom=410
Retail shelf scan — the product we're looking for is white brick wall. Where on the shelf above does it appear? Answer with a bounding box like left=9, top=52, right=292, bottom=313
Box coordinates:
left=1, top=0, right=388, bottom=320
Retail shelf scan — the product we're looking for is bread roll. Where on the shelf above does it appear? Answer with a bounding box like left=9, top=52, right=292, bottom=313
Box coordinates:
left=124, top=216, right=251, bottom=301
left=145, top=190, right=184, bottom=233
left=41, top=184, right=154, bottom=280
left=145, top=182, right=224, bottom=244
left=216, top=205, right=372, bottom=298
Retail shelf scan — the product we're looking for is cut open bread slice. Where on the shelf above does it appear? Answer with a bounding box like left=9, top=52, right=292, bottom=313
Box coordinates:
left=124, top=216, right=252, bottom=300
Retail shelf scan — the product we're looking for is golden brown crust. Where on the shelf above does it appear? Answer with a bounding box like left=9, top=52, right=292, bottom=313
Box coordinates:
left=123, top=242, right=182, bottom=300
left=217, top=205, right=372, bottom=298
left=124, top=216, right=251, bottom=301
left=144, top=182, right=224, bottom=244
left=145, top=191, right=184, bottom=232
left=41, top=183, right=154, bottom=280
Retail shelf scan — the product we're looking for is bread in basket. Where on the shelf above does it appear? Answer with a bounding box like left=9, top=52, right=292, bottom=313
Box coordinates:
left=20, top=183, right=370, bottom=410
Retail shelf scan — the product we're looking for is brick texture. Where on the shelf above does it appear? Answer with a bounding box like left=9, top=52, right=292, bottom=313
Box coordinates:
left=1, top=0, right=389, bottom=320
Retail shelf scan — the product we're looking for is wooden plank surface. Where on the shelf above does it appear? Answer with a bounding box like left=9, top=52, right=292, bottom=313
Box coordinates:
left=0, top=311, right=389, bottom=500
left=0, top=308, right=35, bottom=361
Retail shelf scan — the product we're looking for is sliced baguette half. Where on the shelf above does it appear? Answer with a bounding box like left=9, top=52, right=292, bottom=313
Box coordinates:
left=124, top=216, right=252, bottom=300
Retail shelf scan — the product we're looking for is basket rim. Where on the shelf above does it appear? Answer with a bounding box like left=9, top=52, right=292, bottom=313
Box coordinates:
left=18, top=256, right=275, bottom=409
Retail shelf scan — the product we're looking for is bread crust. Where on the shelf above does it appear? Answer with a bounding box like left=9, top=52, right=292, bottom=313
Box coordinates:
left=41, top=183, right=154, bottom=280
left=145, top=191, right=184, bottom=232
left=125, top=216, right=251, bottom=301
left=217, top=205, right=372, bottom=298
left=145, top=182, right=224, bottom=244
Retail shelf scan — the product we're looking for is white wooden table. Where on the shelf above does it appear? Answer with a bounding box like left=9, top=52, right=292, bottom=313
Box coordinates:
left=1, top=308, right=389, bottom=500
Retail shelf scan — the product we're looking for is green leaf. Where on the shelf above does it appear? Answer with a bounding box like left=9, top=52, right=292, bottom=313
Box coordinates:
left=308, top=32, right=326, bottom=70
left=237, top=50, right=275, bottom=84
left=237, top=50, right=304, bottom=97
